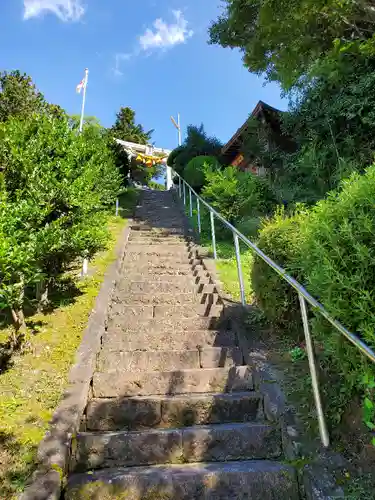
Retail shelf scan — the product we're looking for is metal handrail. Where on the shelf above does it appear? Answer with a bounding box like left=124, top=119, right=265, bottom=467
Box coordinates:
left=174, top=171, right=375, bottom=448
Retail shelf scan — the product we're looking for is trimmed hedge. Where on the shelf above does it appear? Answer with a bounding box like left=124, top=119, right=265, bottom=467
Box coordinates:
left=252, top=165, right=375, bottom=427
left=183, top=155, right=220, bottom=191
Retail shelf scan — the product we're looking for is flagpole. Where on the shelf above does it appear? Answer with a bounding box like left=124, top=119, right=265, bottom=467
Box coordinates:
left=79, top=68, right=89, bottom=133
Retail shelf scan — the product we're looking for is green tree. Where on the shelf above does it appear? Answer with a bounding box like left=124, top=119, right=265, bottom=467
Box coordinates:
left=0, top=113, right=121, bottom=327
left=109, top=106, right=154, bottom=185
left=111, top=107, right=153, bottom=144
left=168, top=124, right=222, bottom=175
left=209, top=0, right=375, bottom=89
left=0, top=70, right=61, bottom=122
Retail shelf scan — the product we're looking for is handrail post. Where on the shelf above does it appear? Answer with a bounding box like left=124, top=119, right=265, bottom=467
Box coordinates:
left=299, top=293, right=330, bottom=448
left=183, top=181, right=186, bottom=205
left=234, top=233, right=246, bottom=306
left=189, top=188, right=193, bottom=217
left=178, top=176, right=181, bottom=197
left=210, top=211, right=217, bottom=259
left=197, top=198, right=201, bottom=234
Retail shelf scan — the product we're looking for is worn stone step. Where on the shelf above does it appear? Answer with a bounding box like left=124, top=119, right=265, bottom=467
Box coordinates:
left=126, top=244, right=193, bottom=255
left=98, top=349, right=200, bottom=372
left=115, top=280, right=196, bottom=295
left=66, top=460, right=298, bottom=500
left=86, top=391, right=262, bottom=431
left=107, top=303, right=223, bottom=322
left=122, top=255, right=202, bottom=266
left=73, top=422, right=281, bottom=471
left=121, top=263, right=194, bottom=275
left=117, top=273, right=204, bottom=284
left=101, top=328, right=236, bottom=352
left=130, top=225, right=188, bottom=235
left=129, top=236, right=192, bottom=245
left=93, top=366, right=253, bottom=398
left=107, top=305, right=224, bottom=329
left=113, top=292, right=198, bottom=305
left=200, top=347, right=243, bottom=368
left=153, top=304, right=224, bottom=319
left=106, top=313, right=226, bottom=333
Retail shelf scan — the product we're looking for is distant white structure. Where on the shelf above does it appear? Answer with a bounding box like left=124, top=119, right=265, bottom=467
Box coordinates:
left=115, top=139, right=173, bottom=190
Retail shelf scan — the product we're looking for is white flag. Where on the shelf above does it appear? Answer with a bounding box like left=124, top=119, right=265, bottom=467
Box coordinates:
left=76, top=75, right=86, bottom=94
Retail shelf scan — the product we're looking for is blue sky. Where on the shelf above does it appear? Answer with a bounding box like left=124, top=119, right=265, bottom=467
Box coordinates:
left=0, top=0, right=286, bottom=150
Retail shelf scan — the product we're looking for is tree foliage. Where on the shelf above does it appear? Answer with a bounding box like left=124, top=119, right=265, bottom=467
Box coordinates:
left=0, top=70, right=64, bottom=122
left=252, top=165, right=375, bottom=428
left=0, top=112, right=121, bottom=331
left=183, top=156, right=221, bottom=191
left=168, top=124, right=223, bottom=175
left=111, top=107, right=153, bottom=144
left=202, top=165, right=275, bottom=224
left=109, top=106, right=156, bottom=185
left=209, top=0, right=375, bottom=89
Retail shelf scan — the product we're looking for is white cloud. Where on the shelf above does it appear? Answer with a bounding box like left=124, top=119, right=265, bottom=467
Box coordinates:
left=112, top=10, right=193, bottom=77
left=23, top=0, right=85, bottom=21
left=139, top=10, right=193, bottom=51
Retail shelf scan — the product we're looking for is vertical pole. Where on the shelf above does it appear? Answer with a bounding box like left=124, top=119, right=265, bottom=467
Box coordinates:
left=298, top=293, right=330, bottom=448
left=233, top=233, right=246, bottom=306
left=79, top=68, right=89, bottom=133
left=210, top=211, right=217, bottom=260
left=189, top=188, right=193, bottom=217
left=115, top=198, right=119, bottom=217
left=178, top=113, right=182, bottom=146
left=197, top=198, right=201, bottom=234
left=183, top=181, right=186, bottom=205
left=166, top=166, right=173, bottom=190
left=179, top=176, right=182, bottom=197
left=81, top=257, right=88, bottom=277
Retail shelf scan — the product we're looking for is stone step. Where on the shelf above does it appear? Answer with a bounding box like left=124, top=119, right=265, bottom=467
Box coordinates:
left=130, top=225, right=188, bottom=235
left=114, top=280, right=196, bottom=295
left=128, top=235, right=192, bottom=244
left=121, top=263, right=194, bottom=275
left=98, top=349, right=200, bottom=372
left=92, top=366, right=253, bottom=398
left=105, top=314, right=226, bottom=333
left=111, top=291, right=219, bottom=306
left=200, top=347, right=243, bottom=368
left=126, top=244, right=193, bottom=255
left=113, top=292, right=198, bottom=305
left=86, top=391, right=262, bottom=431
left=152, top=304, right=224, bottom=319
left=122, top=255, right=202, bottom=266
left=66, top=460, right=298, bottom=500
left=73, top=422, right=281, bottom=471
left=97, top=347, right=243, bottom=373
left=101, top=328, right=236, bottom=351
left=107, top=303, right=224, bottom=323
left=117, top=273, right=207, bottom=284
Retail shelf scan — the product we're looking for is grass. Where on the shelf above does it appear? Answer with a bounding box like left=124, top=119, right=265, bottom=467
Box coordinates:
left=0, top=189, right=138, bottom=498
left=183, top=197, right=254, bottom=303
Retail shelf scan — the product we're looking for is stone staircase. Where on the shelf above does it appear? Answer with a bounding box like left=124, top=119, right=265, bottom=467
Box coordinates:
left=65, top=190, right=299, bottom=499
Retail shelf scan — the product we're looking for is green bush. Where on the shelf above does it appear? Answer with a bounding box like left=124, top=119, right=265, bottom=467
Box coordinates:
left=183, top=156, right=220, bottom=191
left=0, top=113, right=122, bottom=329
left=252, top=206, right=308, bottom=337
left=202, top=166, right=276, bottom=224
left=253, top=166, right=375, bottom=429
